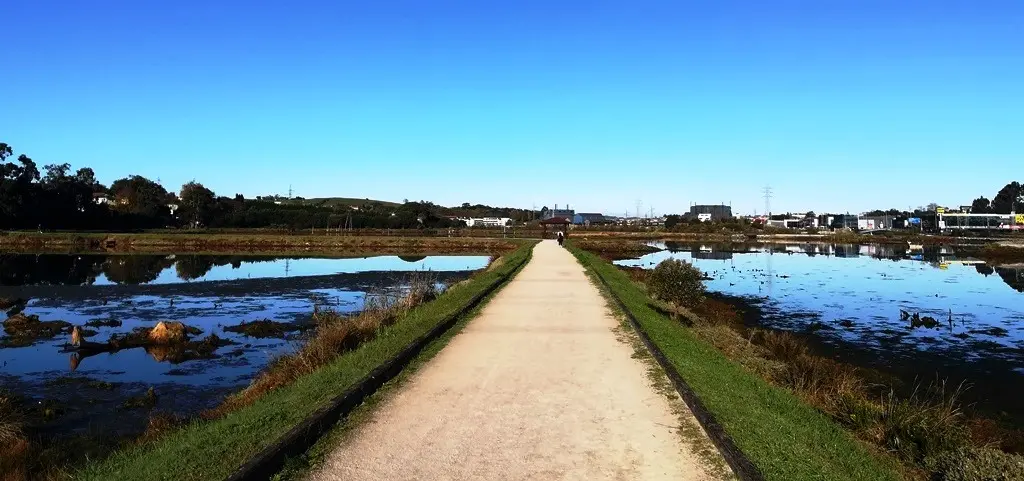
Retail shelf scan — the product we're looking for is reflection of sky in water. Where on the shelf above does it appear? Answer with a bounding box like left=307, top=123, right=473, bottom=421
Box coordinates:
left=616, top=246, right=1024, bottom=356
left=92, top=255, right=490, bottom=285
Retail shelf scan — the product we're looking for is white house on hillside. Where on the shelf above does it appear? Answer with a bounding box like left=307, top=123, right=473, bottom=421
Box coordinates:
left=460, top=217, right=512, bottom=227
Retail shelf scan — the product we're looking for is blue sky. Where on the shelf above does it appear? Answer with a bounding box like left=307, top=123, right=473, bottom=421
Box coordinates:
left=2, top=1, right=1021, bottom=215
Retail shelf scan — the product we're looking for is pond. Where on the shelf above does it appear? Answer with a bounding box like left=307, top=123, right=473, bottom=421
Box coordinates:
left=0, top=253, right=489, bottom=438
left=617, top=242, right=1024, bottom=425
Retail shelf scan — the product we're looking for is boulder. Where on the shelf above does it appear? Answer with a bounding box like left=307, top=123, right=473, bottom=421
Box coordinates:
left=148, top=321, right=189, bottom=345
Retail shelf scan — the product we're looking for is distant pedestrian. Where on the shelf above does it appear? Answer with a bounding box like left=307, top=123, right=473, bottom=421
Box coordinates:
left=556, top=230, right=565, bottom=246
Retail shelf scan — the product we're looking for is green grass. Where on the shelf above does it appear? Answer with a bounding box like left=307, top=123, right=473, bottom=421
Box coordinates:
left=568, top=245, right=905, bottom=481
left=76, top=243, right=534, bottom=481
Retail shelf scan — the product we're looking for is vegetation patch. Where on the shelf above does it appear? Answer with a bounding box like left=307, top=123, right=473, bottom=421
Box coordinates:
left=568, top=239, right=661, bottom=260
left=222, top=319, right=306, bottom=338
left=2, top=314, right=72, bottom=345
left=84, top=318, right=122, bottom=328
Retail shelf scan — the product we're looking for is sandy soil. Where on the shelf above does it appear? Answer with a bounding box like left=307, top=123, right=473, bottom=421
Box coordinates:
left=311, top=240, right=727, bottom=481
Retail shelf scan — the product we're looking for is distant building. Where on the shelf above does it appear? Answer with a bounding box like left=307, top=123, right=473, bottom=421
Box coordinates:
left=460, top=217, right=512, bottom=227
left=822, top=214, right=859, bottom=230
left=858, top=216, right=898, bottom=230
left=573, top=213, right=612, bottom=226
left=543, top=206, right=575, bottom=220
left=688, top=205, right=732, bottom=221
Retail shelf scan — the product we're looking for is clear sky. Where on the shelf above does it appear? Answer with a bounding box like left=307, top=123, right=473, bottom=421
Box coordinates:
left=2, top=1, right=1021, bottom=216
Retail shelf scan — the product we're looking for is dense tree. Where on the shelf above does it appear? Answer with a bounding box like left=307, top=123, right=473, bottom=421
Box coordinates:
left=991, top=182, right=1022, bottom=214
left=971, top=196, right=992, bottom=214
left=179, top=181, right=216, bottom=228
left=109, top=175, right=170, bottom=220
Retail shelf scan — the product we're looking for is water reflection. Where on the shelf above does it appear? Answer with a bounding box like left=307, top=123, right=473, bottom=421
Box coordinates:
left=0, top=254, right=490, bottom=287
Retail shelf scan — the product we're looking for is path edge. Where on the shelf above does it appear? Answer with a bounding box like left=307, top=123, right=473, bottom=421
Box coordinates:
left=588, top=265, right=766, bottom=481
left=225, top=250, right=532, bottom=481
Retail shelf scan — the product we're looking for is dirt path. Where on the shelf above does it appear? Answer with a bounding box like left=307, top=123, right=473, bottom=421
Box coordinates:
left=311, top=240, right=729, bottom=480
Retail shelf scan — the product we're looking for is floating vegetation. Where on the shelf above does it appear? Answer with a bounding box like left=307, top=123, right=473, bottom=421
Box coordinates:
left=2, top=314, right=72, bottom=345
left=84, top=318, right=122, bottom=328
left=223, top=319, right=305, bottom=338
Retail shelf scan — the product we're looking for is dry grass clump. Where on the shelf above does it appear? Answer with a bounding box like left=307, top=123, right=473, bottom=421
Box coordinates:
left=0, top=393, right=31, bottom=481
left=206, top=274, right=439, bottom=417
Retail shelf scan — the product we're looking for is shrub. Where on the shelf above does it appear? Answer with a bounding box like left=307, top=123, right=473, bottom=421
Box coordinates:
left=0, top=393, right=23, bottom=446
left=926, top=447, right=1024, bottom=481
left=876, top=381, right=971, bottom=464
left=647, top=258, right=706, bottom=308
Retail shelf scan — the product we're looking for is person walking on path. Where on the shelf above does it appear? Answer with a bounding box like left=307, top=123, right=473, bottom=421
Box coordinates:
left=556, top=230, right=565, bottom=246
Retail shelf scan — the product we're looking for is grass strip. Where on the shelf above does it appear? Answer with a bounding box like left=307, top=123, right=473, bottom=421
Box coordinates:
left=568, top=245, right=904, bottom=481
left=75, top=243, right=534, bottom=481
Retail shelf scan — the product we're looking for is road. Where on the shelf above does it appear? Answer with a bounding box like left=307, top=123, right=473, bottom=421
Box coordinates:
left=311, top=240, right=728, bottom=480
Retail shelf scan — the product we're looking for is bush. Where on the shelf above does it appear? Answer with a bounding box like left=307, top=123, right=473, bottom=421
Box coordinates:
left=647, top=258, right=706, bottom=308
left=876, top=381, right=971, bottom=464
left=926, top=447, right=1024, bottom=481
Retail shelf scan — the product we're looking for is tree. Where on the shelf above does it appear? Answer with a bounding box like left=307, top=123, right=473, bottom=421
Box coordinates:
left=647, top=259, right=706, bottom=308
left=991, top=181, right=1022, bottom=214
left=970, top=196, right=991, bottom=214
left=179, top=181, right=216, bottom=228
left=664, top=214, right=682, bottom=229
left=109, top=175, right=170, bottom=219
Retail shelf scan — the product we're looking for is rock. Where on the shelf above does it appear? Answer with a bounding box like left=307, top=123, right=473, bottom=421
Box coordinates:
left=147, top=321, right=189, bottom=345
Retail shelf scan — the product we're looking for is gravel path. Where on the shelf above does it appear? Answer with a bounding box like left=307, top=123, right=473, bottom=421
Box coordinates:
left=311, top=240, right=727, bottom=480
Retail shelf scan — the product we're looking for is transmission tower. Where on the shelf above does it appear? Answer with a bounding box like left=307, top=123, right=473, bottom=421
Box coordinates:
left=635, top=199, right=642, bottom=219
left=763, top=186, right=773, bottom=219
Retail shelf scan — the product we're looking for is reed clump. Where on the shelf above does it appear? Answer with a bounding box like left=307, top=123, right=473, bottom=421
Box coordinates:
left=206, top=274, right=439, bottom=417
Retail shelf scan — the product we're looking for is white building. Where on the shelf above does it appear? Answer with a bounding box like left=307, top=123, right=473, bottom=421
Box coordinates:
left=460, top=217, right=512, bottom=227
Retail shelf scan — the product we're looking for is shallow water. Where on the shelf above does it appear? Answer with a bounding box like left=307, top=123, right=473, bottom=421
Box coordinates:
left=0, top=253, right=488, bottom=437
left=617, top=242, right=1024, bottom=422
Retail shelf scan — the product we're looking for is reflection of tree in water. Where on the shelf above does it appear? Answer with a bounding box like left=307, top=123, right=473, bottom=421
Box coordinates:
left=976, top=264, right=995, bottom=276
left=102, top=256, right=175, bottom=285
left=398, top=255, right=426, bottom=263
left=175, top=256, right=217, bottom=281
left=995, top=266, right=1024, bottom=292
left=0, top=254, right=105, bottom=286
left=172, top=255, right=284, bottom=281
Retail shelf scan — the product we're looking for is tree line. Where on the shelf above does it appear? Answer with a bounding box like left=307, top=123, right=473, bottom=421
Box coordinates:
left=969, top=182, right=1023, bottom=214
left=0, top=142, right=534, bottom=231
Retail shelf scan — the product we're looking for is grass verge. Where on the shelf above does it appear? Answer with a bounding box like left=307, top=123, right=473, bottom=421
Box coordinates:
left=568, top=245, right=905, bottom=481
left=73, top=242, right=533, bottom=481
